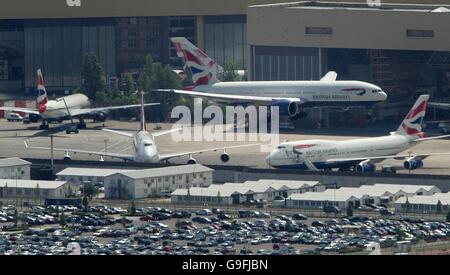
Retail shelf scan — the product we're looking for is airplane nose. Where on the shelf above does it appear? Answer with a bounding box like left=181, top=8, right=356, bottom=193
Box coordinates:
left=380, top=91, right=388, bottom=101
left=265, top=153, right=271, bottom=166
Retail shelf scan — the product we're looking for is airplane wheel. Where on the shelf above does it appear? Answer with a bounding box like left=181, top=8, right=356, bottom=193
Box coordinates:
left=75, top=129, right=79, bottom=134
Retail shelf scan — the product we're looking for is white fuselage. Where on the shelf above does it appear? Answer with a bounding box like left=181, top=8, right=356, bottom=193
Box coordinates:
left=133, top=131, right=160, bottom=163
left=266, top=134, right=415, bottom=169
left=195, top=80, right=387, bottom=106
left=41, top=94, right=90, bottom=120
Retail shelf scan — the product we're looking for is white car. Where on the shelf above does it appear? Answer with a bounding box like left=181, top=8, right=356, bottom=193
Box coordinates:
left=6, top=112, right=23, bottom=122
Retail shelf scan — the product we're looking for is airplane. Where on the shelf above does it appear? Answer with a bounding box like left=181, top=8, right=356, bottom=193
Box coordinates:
left=24, top=91, right=259, bottom=163
left=0, top=69, right=160, bottom=133
left=162, top=37, right=387, bottom=120
left=266, top=95, right=450, bottom=172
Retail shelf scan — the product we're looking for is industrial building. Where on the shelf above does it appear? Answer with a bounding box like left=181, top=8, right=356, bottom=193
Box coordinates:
left=171, top=179, right=321, bottom=205
left=56, top=167, right=133, bottom=185
left=104, top=164, right=213, bottom=199
left=0, top=157, right=31, bottom=180
left=394, top=192, right=450, bottom=213
left=286, top=184, right=441, bottom=210
left=0, top=179, right=70, bottom=199
left=1, top=1, right=449, bottom=126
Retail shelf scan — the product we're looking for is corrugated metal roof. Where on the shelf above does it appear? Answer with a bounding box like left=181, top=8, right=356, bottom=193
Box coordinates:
left=56, top=167, right=133, bottom=177
left=115, top=164, right=213, bottom=179
left=395, top=193, right=450, bottom=205
left=0, top=179, right=66, bottom=189
left=0, top=157, right=31, bottom=167
left=288, top=191, right=359, bottom=202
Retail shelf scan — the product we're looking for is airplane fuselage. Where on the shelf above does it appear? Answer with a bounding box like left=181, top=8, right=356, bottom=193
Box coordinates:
left=41, top=94, right=90, bottom=120
left=195, top=80, right=387, bottom=107
left=133, top=131, right=160, bottom=163
left=266, top=134, right=415, bottom=169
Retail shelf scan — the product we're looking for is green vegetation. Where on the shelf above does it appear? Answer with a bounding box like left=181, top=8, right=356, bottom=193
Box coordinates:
left=77, top=53, right=183, bottom=122
left=82, top=195, right=89, bottom=212
left=447, top=211, right=450, bottom=222
left=436, top=200, right=442, bottom=214
left=81, top=52, right=105, bottom=101
left=346, top=204, right=354, bottom=217
left=219, top=60, right=239, bottom=82
left=83, top=182, right=99, bottom=198
left=130, top=200, right=136, bottom=216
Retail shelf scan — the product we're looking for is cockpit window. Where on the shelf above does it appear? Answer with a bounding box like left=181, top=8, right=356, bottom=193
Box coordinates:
left=144, top=143, right=152, bottom=147
left=372, top=89, right=383, bottom=93
left=277, top=146, right=286, bottom=149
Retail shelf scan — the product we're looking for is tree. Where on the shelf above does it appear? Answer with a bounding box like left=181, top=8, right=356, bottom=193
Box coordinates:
left=82, top=195, right=89, bottom=212
left=14, top=208, right=18, bottom=226
left=220, top=60, right=239, bottom=82
left=130, top=200, right=136, bottom=215
left=83, top=182, right=98, bottom=198
left=405, top=198, right=411, bottom=213
left=346, top=204, right=354, bottom=217
left=59, top=211, right=67, bottom=226
left=123, top=73, right=136, bottom=97
left=437, top=200, right=443, bottom=214
left=81, top=52, right=105, bottom=100
left=447, top=211, right=450, bottom=222
left=95, top=90, right=108, bottom=106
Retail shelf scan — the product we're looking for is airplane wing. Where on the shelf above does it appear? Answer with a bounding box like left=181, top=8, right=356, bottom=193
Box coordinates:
left=70, top=103, right=160, bottom=117
left=320, top=71, right=338, bottom=82
left=102, top=128, right=135, bottom=138
left=412, top=134, right=450, bottom=142
left=0, top=106, right=40, bottom=115
left=152, top=127, right=184, bottom=138
left=326, top=152, right=450, bottom=164
left=158, top=143, right=260, bottom=162
left=24, top=141, right=134, bottom=161
left=428, top=102, right=450, bottom=110
left=155, top=89, right=302, bottom=105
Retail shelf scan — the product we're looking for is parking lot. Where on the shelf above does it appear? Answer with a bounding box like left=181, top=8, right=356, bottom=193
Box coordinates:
left=2, top=203, right=450, bottom=255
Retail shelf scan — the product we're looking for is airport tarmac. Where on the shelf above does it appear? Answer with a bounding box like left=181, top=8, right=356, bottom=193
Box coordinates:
left=1, top=119, right=450, bottom=175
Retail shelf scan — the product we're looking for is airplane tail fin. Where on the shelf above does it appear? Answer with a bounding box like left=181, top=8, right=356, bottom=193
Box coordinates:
left=37, top=69, right=48, bottom=113
left=395, top=95, right=429, bottom=137
left=170, top=37, right=219, bottom=87
left=140, top=91, right=147, bottom=132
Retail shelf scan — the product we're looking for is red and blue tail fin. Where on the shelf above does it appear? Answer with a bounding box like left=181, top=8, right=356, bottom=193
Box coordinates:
left=170, top=37, right=219, bottom=87
left=37, top=69, right=48, bottom=113
left=396, top=95, right=429, bottom=137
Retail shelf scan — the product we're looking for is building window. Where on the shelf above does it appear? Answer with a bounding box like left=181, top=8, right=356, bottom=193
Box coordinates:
left=178, top=175, right=182, bottom=180
left=128, top=28, right=139, bottom=37
left=305, top=27, right=333, bottom=35
left=406, top=29, right=433, bottom=38
left=128, top=40, right=139, bottom=48
left=128, top=18, right=139, bottom=25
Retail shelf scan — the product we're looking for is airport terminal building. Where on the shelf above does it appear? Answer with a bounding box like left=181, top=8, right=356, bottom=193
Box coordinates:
left=1, top=0, right=450, bottom=121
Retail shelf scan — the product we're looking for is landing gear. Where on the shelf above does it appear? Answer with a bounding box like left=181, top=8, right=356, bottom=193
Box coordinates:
left=39, top=121, right=49, bottom=130
left=77, top=118, right=87, bottom=129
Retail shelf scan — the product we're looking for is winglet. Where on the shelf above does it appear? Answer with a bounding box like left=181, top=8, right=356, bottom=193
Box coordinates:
left=320, top=71, right=338, bottom=82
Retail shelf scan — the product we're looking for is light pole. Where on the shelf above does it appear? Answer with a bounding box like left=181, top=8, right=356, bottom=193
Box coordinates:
left=50, top=135, right=54, bottom=171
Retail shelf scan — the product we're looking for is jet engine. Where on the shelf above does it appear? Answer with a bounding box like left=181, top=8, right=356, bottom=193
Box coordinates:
left=29, top=113, right=41, bottom=123
left=93, top=111, right=108, bottom=122
left=220, top=153, right=230, bottom=163
left=63, top=152, right=72, bottom=161
left=271, top=99, right=300, bottom=118
left=355, top=160, right=376, bottom=172
left=403, top=157, right=423, bottom=170
left=187, top=158, right=197, bottom=164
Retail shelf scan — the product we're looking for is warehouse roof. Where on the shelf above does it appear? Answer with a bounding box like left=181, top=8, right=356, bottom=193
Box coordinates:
left=0, top=179, right=66, bottom=189
left=0, top=157, right=31, bottom=168
left=357, top=184, right=440, bottom=194
left=114, top=164, right=213, bottom=179
left=171, top=187, right=237, bottom=197
left=395, top=193, right=450, bottom=205
left=56, top=168, right=133, bottom=177
left=288, top=190, right=359, bottom=202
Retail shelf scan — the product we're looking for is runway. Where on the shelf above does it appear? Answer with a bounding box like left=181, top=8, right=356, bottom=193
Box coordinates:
left=1, top=119, right=450, bottom=175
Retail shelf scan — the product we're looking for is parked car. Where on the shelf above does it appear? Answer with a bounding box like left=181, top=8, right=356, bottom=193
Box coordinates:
left=323, top=206, right=342, bottom=214
left=292, top=213, right=307, bottom=220
left=379, top=209, right=395, bottom=216
left=6, top=112, right=23, bottom=122
left=195, top=209, right=212, bottom=216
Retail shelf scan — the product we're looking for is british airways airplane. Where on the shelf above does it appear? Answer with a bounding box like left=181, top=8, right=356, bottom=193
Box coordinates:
left=266, top=95, right=450, bottom=172
left=165, top=37, right=387, bottom=120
